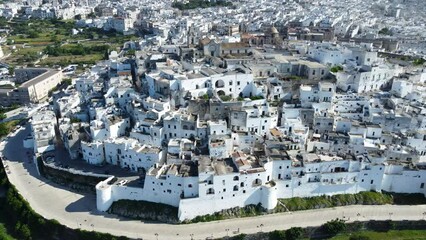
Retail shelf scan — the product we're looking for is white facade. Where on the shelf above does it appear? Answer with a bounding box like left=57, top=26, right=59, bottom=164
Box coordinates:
left=31, top=110, right=56, bottom=153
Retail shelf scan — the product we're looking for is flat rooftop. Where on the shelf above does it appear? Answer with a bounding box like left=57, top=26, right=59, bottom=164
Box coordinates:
left=20, top=69, right=61, bottom=88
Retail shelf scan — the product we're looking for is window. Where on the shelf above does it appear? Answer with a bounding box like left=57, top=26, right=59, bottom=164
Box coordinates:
left=421, top=183, right=424, bottom=189
left=370, top=180, right=374, bottom=184
left=233, top=176, right=239, bottom=181
left=252, top=179, right=262, bottom=187
left=233, top=185, right=239, bottom=191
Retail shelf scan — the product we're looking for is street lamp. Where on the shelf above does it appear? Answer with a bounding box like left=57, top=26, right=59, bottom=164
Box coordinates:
left=155, top=233, right=158, bottom=240
left=225, top=228, right=229, bottom=237
left=389, top=212, right=393, bottom=220
left=190, top=233, right=194, bottom=240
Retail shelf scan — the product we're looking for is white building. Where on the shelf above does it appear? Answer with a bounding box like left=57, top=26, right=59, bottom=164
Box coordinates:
left=31, top=110, right=56, bottom=153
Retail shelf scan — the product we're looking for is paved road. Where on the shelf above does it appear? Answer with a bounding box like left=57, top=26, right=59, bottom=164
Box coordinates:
left=2, top=126, right=426, bottom=240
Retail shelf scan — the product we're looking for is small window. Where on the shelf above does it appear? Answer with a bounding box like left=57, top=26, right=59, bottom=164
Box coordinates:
left=421, top=183, right=425, bottom=189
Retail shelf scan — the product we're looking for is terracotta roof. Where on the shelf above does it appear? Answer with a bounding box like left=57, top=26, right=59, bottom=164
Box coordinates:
left=199, top=37, right=211, bottom=46
left=221, top=42, right=250, bottom=49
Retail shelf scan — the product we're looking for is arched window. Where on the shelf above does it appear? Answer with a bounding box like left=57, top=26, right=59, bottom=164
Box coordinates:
left=233, top=176, right=239, bottom=181
left=233, top=185, right=239, bottom=191
left=215, top=80, right=225, bottom=88
left=206, top=188, right=215, bottom=195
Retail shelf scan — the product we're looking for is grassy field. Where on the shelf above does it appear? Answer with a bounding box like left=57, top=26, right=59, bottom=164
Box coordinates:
left=2, top=18, right=135, bottom=67
left=39, top=54, right=104, bottom=67
left=331, top=230, right=426, bottom=240
left=0, top=120, right=20, bottom=138
left=275, top=191, right=395, bottom=212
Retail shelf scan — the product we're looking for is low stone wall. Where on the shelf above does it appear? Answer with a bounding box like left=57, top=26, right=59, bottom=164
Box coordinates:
left=37, top=157, right=109, bottom=193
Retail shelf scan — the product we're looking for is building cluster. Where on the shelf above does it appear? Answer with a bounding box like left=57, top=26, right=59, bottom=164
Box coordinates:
left=19, top=0, right=426, bottom=221
left=0, top=68, right=63, bottom=106
left=0, top=0, right=425, bottom=55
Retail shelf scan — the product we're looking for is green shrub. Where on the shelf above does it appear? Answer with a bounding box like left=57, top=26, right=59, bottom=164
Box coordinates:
left=285, top=227, right=303, bottom=240
left=322, top=218, right=346, bottom=235
left=269, top=230, right=285, bottom=240
left=250, top=96, right=264, bottom=100
left=220, top=95, right=232, bottom=102
left=330, top=65, right=343, bottom=73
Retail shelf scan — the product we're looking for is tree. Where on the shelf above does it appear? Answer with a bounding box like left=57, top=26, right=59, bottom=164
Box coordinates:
left=87, top=12, right=97, bottom=19
left=413, top=58, right=425, bottom=66
left=28, top=31, right=39, bottom=38
left=378, top=27, right=392, bottom=35
left=8, top=66, right=15, bottom=75
left=104, top=49, right=109, bottom=60
left=0, top=113, right=6, bottom=121
left=18, top=224, right=32, bottom=240
left=285, top=227, right=303, bottom=240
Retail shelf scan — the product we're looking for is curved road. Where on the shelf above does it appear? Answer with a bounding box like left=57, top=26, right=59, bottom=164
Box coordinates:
left=2, top=126, right=426, bottom=240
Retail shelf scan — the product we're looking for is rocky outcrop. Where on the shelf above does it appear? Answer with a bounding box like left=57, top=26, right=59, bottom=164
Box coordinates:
left=107, top=200, right=179, bottom=223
